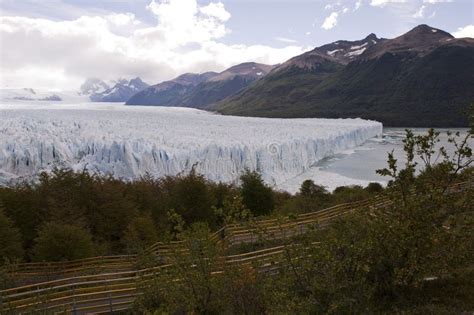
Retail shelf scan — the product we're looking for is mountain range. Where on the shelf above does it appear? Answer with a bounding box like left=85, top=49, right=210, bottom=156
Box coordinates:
left=122, top=24, right=473, bottom=127
left=126, top=62, right=274, bottom=108
left=214, top=25, right=474, bottom=127
left=80, top=77, right=149, bottom=102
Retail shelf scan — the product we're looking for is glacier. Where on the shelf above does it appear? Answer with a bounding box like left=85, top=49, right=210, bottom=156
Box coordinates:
left=0, top=102, right=382, bottom=191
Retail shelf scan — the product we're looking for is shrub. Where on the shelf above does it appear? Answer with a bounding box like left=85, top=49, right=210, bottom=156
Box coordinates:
left=0, top=208, right=24, bottom=263
left=365, top=182, right=384, bottom=193
left=33, top=223, right=94, bottom=261
left=240, top=170, right=275, bottom=216
left=123, top=215, right=158, bottom=254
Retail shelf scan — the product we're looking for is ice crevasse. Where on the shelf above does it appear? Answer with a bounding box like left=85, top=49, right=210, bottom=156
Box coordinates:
left=0, top=103, right=383, bottom=189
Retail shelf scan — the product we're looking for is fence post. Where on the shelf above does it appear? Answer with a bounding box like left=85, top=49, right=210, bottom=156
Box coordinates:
left=35, top=284, right=41, bottom=312
left=72, top=284, right=77, bottom=315
left=106, top=279, right=113, bottom=313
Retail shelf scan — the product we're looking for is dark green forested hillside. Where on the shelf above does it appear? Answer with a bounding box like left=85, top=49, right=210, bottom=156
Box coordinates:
left=216, top=43, right=474, bottom=127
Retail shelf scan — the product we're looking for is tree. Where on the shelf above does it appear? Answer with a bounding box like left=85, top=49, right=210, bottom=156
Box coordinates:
left=365, top=182, right=384, bottom=194
left=135, top=223, right=225, bottom=314
left=0, top=208, right=24, bottom=263
left=122, top=215, right=158, bottom=254
left=299, top=179, right=328, bottom=198
left=32, top=223, right=94, bottom=261
left=169, top=169, right=216, bottom=227
left=240, top=170, right=275, bottom=216
left=37, top=169, right=91, bottom=227
left=89, top=179, right=137, bottom=252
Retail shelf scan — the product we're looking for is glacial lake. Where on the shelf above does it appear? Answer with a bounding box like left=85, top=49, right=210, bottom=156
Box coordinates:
left=283, top=128, right=473, bottom=192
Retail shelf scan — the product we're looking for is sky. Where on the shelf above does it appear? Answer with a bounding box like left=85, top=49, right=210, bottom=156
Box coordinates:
left=0, top=0, right=472, bottom=91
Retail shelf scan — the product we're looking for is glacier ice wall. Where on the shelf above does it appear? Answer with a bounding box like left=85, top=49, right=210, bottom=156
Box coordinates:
left=0, top=103, right=382, bottom=189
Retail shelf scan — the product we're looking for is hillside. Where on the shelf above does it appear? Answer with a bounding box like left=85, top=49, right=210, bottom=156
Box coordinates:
left=126, top=62, right=274, bottom=108
left=215, top=25, right=474, bottom=127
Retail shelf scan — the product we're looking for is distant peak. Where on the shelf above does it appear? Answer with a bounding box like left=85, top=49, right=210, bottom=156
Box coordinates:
left=365, top=33, right=378, bottom=40
left=406, top=24, right=453, bottom=38
left=412, top=24, right=433, bottom=32
left=130, top=77, right=144, bottom=83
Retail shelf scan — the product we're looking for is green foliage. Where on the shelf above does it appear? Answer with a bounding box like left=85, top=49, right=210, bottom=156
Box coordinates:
left=122, top=215, right=158, bottom=254
left=365, top=182, right=384, bottom=193
left=0, top=162, right=390, bottom=263
left=0, top=183, right=42, bottom=252
left=332, top=185, right=370, bottom=203
left=263, top=129, right=474, bottom=313
left=135, top=223, right=225, bottom=314
left=89, top=179, right=137, bottom=252
left=214, top=192, right=252, bottom=227
left=0, top=170, right=241, bottom=260
left=135, top=222, right=269, bottom=314
left=167, top=169, right=216, bottom=227
left=0, top=208, right=24, bottom=263
left=240, top=170, right=275, bottom=216
left=32, top=223, right=94, bottom=262
left=299, top=179, right=329, bottom=198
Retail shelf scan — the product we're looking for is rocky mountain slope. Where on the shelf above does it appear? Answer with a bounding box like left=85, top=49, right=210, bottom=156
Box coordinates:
left=126, top=62, right=274, bottom=108
left=215, top=25, right=474, bottom=127
left=80, top=77, right=149, bottom=102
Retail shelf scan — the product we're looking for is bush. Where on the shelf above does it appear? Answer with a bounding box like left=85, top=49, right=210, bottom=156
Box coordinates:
left=365, top=182, right=384, bottom=193
left=0, top=208, right=24, bottom=263
left=122, top=215, right=158, bottom=254
left=240, top=170, right=275, bottom=216
left=299, top=179, right=329, bottom=198
left=32, top=223, right=94, bottom=261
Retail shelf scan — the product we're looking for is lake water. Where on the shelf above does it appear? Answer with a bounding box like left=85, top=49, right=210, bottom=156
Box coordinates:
left=279, top=128, right=472, bottom=192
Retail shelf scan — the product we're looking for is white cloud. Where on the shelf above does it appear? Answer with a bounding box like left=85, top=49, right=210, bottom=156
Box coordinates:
left=321, top=12, right=339, bottom=30
left=342, top=7, right=349, bottom=14
left=423, top=0, right=452, bottom=3
left=199, top=2, right=231, bottom=21
left=274, top=37, right=298, bottom=43
left=355, top=0, right=363, bottom=10
left=412, top=5, right=426, bottom=18
left=452, top=25, right=474, bottom=38
left=145, top=0, right=229, bottom=48
left=106, top=13, right=139, bottom=26
left=370, top=0, right=407, bottom=7
left=0, top=0, right=307, bottom=90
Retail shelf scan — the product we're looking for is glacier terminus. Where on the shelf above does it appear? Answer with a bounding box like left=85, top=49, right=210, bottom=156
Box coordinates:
left=0, top=102, right=382, bottom=191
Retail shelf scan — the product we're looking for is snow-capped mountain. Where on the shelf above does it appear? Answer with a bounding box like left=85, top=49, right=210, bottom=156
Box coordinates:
left=80, top=77, right=149, bottom=102
left=79, top=78, right=110, bottom=96
left=126, top=62, right=274, bottom=107
left=215, top=24, right=474, bottom=127
left=279, top=33, right=383, bottom=71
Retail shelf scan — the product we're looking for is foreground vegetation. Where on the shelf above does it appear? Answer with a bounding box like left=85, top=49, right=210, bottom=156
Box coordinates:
left=132, top=128, right=473, bottom=314
left=0, top=162, right=381, bottom=263
left=0, top=128, right=473, bottom=313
